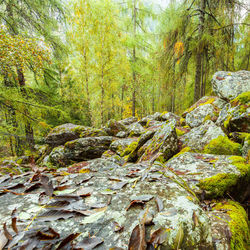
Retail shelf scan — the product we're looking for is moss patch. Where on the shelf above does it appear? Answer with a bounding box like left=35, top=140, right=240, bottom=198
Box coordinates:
left=121, top=141, right=138, bottom=157
left=198, top=173, right=239, bottom=197
left=176, top=128, right=186, bottom=137
left=229, top=156, right=250, bottom=178
left=203, top=136, right=241, bottom=155
left=231, top=91, right=250, bottom=106
left=172, top=147, right=192, bottom=159
left=214, top=201, right=250, bottom=250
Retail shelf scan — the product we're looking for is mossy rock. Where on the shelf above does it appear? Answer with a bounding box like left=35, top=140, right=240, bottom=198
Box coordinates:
left=231, top=91, right=250, bottom=106
left=214, top=201, right=250, bottom=250
left=203, top=135, right=242, bottom=155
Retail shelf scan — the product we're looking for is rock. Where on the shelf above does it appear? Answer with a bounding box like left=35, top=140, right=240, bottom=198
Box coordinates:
left=80, top=128, right=107, bottom=138
left=163, top=152, right=250, bottom=200
left=120, top=117, right=138, bottom=126
left=160, top=112, right=181, bottom=123
left=0, top=161, right=214, bottom=249
left=64, top=136, right=113, bottom=161
left=216, top=93, right=250, bottom=133
left=127, top=122, right=145, bottom=137
left=186, top=104, right=216, bottom=128
left=180, top=120, right=226, bottom=151
left=101, top=150, right=125, bottom=165
left=139, top=121, right=178, bottom=162
left=48, top=145, right=68, bottom=167
left=116, top=131, right=127, bottom=138
left=138, top=112, right=162, bottom=126
left=182, top=96, right=226, bottom=118
left=106, top=119, right=127, bottom=136
left=45, top=123, right=86, bottom=146
left=110, top=138, right=137, bottom=157
left=212, top=71, right=250, bottom=100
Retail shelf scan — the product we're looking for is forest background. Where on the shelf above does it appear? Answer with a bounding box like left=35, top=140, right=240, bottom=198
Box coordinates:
left=0, top=0, right=249, bottom=157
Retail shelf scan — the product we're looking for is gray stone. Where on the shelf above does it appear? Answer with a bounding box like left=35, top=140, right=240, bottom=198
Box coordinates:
left=110, top=138, right=137, bottom=156
left=180, top=120, right=225, bottom=151
left=127, top=122, right=145, bottom=136
left=212, top=71, right=250, bottom=100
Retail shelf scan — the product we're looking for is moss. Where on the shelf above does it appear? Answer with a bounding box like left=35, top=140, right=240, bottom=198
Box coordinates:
left=214, top=200, right=250, bottom=250
left=180, top=118, right=186, bottom=126
left=229, top=156, right=250, bottom=178
left=121, top=141, right=138, bottom=157
left=203, top=114, right=212, bottom=122
left=172, top=147, right=192, bottom=159
left=223, top=115, right=232, bottom=129
left=231, top=91, right=250, bottom=106
left=176, top=128, right=185, bottom=137
left=198, top=173, right=239, bottom=197
left=203, top=135, right=242, bottom=155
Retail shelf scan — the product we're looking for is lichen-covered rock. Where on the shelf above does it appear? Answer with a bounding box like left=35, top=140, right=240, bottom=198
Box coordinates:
left=120, top=116, right=138, bottom=126
left=139, top=120, right=178, bottom=162
left=106, top=119, right=127, bottom=136
left=182, top=96, right=226, bottom=118
left=47, top=145, right=68, bottom=167
left=64, top=136, right=113, bottom=161
left=163, top=152, right=250, bottom=200
left=216, top=101, right=250, bottom=133
left=186, top=103, right=216, bottom=128
left=213, top=200, right=250, bottom=249
left=180, top=120, right=226, bottom=151
left=0, top=161, right=214, bottom=249
left=212, top=71, right=250, bottom=100
left=110, top=138, right=137, bottom=157
left=127, top=122, right=145, bottom=137
left=45, top=123, right=86, bottom=146
left=80, top=128, right=107, bottom=138
left=116, top=131, right=128, bottom=138
left=101, top=150, right=125, bottom=165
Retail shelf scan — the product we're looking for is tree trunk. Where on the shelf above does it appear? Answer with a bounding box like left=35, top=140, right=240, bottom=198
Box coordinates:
left=132, top=0, right=137, bottom=117
left=101, top=66, right=104, bottom=125
left=194, top=0, right=206, bottom=103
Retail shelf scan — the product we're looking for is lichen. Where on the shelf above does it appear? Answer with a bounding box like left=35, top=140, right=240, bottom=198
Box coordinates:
left=214, top=200, right=250, bottom=250
left=223, top=115, right=232, bottom=129
left=198, top=173, right=239, bottom=197
left=203, top=135, right=241, bottom=155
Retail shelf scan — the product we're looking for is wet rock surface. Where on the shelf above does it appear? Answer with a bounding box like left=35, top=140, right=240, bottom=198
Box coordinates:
left=0, top=71, right=249, bottom=249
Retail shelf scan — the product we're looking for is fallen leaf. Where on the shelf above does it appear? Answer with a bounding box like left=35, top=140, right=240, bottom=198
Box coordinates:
left=111, top=181, right=128, bottom=190
left=11, top=208, right=18, bottom=234
left=75, top=236, right=104, bottom=249
left=149, top=228, right=169, bottom=245
left=3, top=223, right=12, bottom=240
left=113, top=222, right=124, bottom=232
left=55, top=233, right=80, bottom=249
left=76, top=187, right=93, bottom=196
left=126, top=200, right=145, bottom=211
left=128, top=224, right=146, bottom=250
left=0, top=231, right=8, bottom=250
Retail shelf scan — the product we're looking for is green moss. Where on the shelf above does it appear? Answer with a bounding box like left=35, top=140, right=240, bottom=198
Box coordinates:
left=214, top=200, right=250, bottom=250
left=176, top=128, right=185, bottom=137
left=223, top=115, right=232, bottom=129
left=203, top=114, right=212, bottom=122
left=121, top=141, right=138, bottom=157
left=229, top=156, right=250, bottom=177
left=180, top=118, right=186, bottom=126
left=203, top=136, right=242, bottom=155
left=231, top=91, right=250, bottom=106
left=198, top=173, right=239, bottom=197
left=173, top=147, right=192, bottom=159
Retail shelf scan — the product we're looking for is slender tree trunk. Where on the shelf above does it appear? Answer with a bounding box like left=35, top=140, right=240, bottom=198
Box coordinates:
left=101, top=66, right=104, bottom=125
left=121, top=83, right=124, bottom=119
left=194, top=0, right=206, bottom=102
left=84, top=48, right=92, bottom=126
left=132, top=0, right=137, bottom=117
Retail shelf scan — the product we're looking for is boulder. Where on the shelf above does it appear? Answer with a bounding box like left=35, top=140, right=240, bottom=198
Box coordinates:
left=80, top=128, right=107, bottom=138
left=109, top=138, right=138, bottom=157
left=163, top=152, right=250, bottom=200
left=45, top=123, right=86, bottom=146
left=48, top=145, right=68, bottom=167
left=64, top=136, right=113, bottom=161
left=160, top=111, right=181, bottom=123
left=120, top=116, right=138, bottom=126
left=216, top=92, right=250, bottom=133
left=212, top=71, right=250, bottom=100
left=127, top=122, right=145, bottom=136
left=106, top=119, right=127, bottom=136
left=186, top=103, right=216, bottom=128
left=139, top=120, right=178, bottom=162
left=0, top=161, right=214, bottom=249
left=180, top=120, right=226, bottom=151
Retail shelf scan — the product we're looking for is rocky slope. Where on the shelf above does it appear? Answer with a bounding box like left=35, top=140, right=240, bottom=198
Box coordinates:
left=0, top=70, right=249, bottom=249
